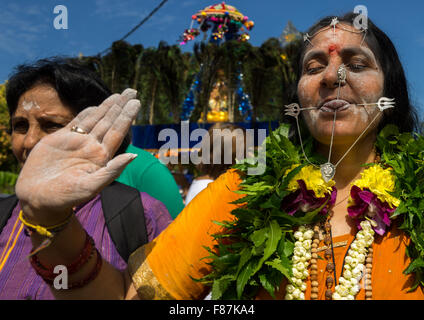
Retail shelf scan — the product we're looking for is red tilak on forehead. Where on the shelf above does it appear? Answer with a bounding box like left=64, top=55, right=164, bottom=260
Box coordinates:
left=328, top=44, right=338, bottom=54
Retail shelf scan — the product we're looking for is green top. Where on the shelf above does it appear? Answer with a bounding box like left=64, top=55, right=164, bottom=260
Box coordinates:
left=116, top=144, right=184, bottom=219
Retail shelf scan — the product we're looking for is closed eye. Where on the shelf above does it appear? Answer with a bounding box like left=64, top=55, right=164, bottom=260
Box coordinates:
left=347, top=63, right=367, bottom=72
left=42, top=121, right=65, bottom=132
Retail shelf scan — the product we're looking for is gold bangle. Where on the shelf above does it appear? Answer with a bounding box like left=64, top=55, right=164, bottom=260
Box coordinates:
left=18, top=210, right=74, bottom=238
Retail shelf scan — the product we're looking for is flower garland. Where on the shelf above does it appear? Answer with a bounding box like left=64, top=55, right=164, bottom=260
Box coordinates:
left=332, top=220, right=375, bottom=300
left=202, top=124, right=424, bottom=300
left=283, top=164, right=397, bottom=300
left=285, top=226, right=313, bottom=300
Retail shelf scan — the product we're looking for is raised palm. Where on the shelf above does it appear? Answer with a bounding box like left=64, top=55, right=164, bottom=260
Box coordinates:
left=15, top=89, right=140, bottom=222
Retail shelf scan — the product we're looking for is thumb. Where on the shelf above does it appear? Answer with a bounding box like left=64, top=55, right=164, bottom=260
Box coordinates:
left=87, top=153, right=138, bottom=191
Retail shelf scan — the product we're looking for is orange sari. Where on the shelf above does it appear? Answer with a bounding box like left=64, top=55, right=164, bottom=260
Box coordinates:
left=128, top=169, right=424, bottom=300
left=256, top=225, right=424, bottom=300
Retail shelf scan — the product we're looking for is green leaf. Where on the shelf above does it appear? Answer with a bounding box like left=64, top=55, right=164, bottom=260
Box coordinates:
left=249, top=228, right=268, bottom=248
left=252, top=219, right=283, bottom=274
left=236, top=247, right=253, bottom=275
left=212, top=275, right=235, bottom=300
left=236, top=259, right=257, bottom=299
left=404, top=258, right=424, bottom=275
left=259, top=273, right=276, bottom=299
left=265, top=258, right=292, bottom=282
left=260, top=193, right=282, bottom=209
left=277, top=235, right=294, bottom=258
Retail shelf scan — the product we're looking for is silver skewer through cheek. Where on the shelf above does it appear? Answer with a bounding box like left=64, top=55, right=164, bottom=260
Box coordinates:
left=284, top=96, right=395, bottom=182
left=357, top=97, right=395, bottom=111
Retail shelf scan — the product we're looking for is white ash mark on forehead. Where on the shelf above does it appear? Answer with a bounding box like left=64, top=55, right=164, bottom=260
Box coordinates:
left=22, top=100, right=41, bottom=111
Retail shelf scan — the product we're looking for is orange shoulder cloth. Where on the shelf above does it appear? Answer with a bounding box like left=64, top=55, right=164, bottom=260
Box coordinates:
left=128, top=169, right=244, bottom=299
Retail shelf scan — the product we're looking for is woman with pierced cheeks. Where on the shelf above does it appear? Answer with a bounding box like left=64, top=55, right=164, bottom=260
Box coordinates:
left=3, top=12, right=423, bottom=300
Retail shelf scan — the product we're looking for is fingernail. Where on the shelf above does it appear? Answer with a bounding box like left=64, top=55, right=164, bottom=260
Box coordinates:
left=128, top=153, right=138, bottom=160
left=122, top=88, right=137, bottom=98
left=127, top=99, right=141, bottom=112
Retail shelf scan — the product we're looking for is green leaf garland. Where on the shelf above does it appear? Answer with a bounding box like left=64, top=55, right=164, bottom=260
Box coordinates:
left=201, top=123, right=424, bottom=299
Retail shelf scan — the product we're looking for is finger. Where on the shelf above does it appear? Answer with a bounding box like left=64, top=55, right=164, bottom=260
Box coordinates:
left=84, top=153, right=138, bottom=192
left=71, top=89, right=137, bottom=134
left=66, top=106, right=97, bottom=129
left=74, top=93, right=121, bottom=133
left=66, top=93, right=121, bottom=133
left=90, top=103, right=123, bottom=141
left=102, top=99, right=141, bottom=153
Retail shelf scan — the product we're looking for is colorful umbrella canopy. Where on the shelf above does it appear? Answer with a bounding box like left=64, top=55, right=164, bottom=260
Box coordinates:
left=180, top=2, right=254, bottom=45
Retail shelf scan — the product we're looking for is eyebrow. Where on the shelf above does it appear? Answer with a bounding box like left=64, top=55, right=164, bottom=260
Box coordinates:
left=339, top=47, right=375, bottom=61
left=11, top=115, right=72, bottom=123
left=302, top=46, right=376, bottom=64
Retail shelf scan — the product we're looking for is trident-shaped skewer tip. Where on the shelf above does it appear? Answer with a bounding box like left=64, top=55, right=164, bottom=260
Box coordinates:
left=284, top=103, right=301, bottom=117
left=357, top=97, right=396, bottom=111
left=377, top=97, right=395, bottom=111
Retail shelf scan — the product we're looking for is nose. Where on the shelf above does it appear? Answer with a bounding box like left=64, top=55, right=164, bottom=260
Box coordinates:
left=320, top=61, right=346, bottom=90
left=22, top=126, right=44, bottom=159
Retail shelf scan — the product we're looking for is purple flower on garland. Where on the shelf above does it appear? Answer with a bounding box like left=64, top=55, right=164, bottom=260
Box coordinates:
left=281, top=180, right=337, bottom=216
left=347, top=185, right=395, bottom=236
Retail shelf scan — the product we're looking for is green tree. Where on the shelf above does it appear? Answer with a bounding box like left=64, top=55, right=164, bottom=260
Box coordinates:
left=137, top=47, right=162, bottom=124
left=155, top=42, right=191, bottom=123
left=241, top=38, right=282, bottom=122
left=0, top=83, right=19, bottom=194
left=100, top=40, right=142, bottom=93
left=191, top=42, right=223, bottom=123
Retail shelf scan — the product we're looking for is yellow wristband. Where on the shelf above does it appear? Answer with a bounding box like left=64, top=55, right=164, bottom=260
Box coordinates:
left=18, top=210, right=73, bottom=238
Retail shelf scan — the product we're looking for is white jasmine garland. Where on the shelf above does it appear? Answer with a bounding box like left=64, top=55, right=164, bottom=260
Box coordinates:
left=332, top=220, right=375, bottom=300
left=284, top=220, right=376, bottom=300
left=285, top=226, right=314, bottom=300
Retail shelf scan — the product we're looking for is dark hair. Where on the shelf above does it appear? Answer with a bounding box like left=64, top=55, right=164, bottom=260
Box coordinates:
left=288, top=12, right=419, bottom=134
left=198, top=123, right=246, bottom=180
left=6, top=57, right=130, bottom=154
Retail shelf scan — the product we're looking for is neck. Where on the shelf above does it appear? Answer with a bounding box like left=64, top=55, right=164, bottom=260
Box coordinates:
left=316, top=133, right=377, bottom=189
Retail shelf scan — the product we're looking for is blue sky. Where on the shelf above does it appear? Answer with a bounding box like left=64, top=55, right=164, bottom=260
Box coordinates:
left=1, top=0, right=423, bottom=117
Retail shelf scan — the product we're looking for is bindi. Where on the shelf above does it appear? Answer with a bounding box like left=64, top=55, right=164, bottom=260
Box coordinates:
left=328, top=44, right=338, bottom=55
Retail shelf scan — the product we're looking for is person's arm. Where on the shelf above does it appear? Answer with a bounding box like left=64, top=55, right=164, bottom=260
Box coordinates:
left=16, top=89, right=140, bottom=299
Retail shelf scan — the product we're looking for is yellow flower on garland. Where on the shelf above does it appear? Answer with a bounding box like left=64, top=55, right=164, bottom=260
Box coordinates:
left=352, top=164, right=400, bottom=208
left=286, top=164, right=335, bottom=198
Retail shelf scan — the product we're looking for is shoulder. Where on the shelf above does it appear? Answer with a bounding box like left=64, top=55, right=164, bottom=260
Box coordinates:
left=140, top=192, right=173, bottom=239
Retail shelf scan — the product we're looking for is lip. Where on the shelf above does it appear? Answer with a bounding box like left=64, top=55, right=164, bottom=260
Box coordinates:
left=319, top=99, right=351, bottom=112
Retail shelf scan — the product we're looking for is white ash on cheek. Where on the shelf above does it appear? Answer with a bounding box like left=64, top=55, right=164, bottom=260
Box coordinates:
left=303, top=109, right=319, bottom=123
left=298, top=77, right=317, bottom=108
left=351, top=105, right=370, bottom=123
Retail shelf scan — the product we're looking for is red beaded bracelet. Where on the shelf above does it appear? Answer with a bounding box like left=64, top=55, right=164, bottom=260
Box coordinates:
left=66, top=248, right=103, bottom=289
left=29, top=230, right=95, bottom=281
left=40, top=248, right=103, bottom=289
